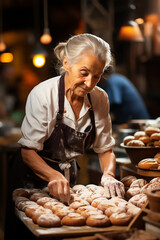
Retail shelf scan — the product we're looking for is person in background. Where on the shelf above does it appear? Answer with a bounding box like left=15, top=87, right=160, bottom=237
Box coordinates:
left=100, top=72, right=150, bottom=125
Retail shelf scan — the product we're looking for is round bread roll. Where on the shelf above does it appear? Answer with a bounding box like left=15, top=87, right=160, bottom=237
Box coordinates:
left=108, top=197, right=128, bottom=207
left=126, top=140, right=145, bottom=147
left=139, top=136, right=151, bottom=145
left=91, top=197, right=106, bottom=208
left=109, top=212, right=132, bottom=226
left=150, top=133, right=160, bottom=141
left=121, top=175, right=137, bottom=187
left=104, top=206, right=126, bottom=217
left=55, top=207, right=74, bottom=219
left=130, top=179, right=147, bottom=188
left=123, top=136, right=135, bottom=145
left=12, top=188, right=30, bottom=201
left=126, top=203, right=141, bottom=217
left=154, top=153, right=160, bottom=164
left=72, top=184, right=87, bottom=193
left=25, top=205, right=43, bottom=218
left=44, top=202, right=65, bottom=213
left=141, top=182, right=160, bottom=194
left=86, top=184, right=99, bottom=192
left=150, top=177, right=160, bottom=184
left=86, top=214, right=110, bottom=227
left=76, top=205, right=96, bottom=214
left=28, top=188, right=44, bottom=195
left=81, top=209, right=103, bottom=219
left=128, top=193, right=147, bottom=208
left=29, top=192, right=49, bottom=202
left=153, top=140, right=160, bottom=147
left=69, top=200, right=89, bottom=210
left=134, top=131, right=146, bottom=140
left=145, top=127, right=160, bottom=136
left=126, top=187, right=141, bottom=199
left=154, top=152, right=160, bottom=159
left=16, top=200, right=37, bottom=211
left=138, top=158, right=158, bottom=170
left=37, top=197, right=57, bottom=206
left=14, top=196, right=29, bottom=206
left=37, top=213, right=61, bottom=227
left=32, top=208, right=52, bottom=224
left=97, top=199, right=116, bottom=212
left=61, top=213, right=86, bottom=226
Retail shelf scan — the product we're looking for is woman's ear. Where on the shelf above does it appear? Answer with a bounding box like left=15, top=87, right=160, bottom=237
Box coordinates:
left=63, top=56, right=69, bottom=71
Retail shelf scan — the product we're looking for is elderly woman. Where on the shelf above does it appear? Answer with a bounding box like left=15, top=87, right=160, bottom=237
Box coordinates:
left=15, top=34, right=125, bottom=204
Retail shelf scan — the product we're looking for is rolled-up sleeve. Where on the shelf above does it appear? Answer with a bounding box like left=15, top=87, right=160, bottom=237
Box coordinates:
left=18, top=86, right=49, bottom=151
left=92, top=87, right=115, bottom=153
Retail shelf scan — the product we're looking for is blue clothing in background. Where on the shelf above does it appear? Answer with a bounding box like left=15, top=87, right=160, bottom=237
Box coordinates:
left=103, top=73, right=150, bottom=124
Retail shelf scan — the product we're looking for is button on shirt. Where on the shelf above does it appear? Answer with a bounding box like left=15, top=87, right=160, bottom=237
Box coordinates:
left=18, top=76, right=115, bottom=154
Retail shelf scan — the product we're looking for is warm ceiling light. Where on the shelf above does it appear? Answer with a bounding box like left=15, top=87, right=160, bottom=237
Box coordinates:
left=40, top=28, right=52, bottom=45
left=32, top=54, right=46, bottom=68
left=135, top=18, right=144, bottom=25
left=0, top=52, right=14, bottom=63
left=0, top=38, right=6, bottom=52
left=119, top=20, right=144, bottom=42
left=40, top=0, right=52, bottom=45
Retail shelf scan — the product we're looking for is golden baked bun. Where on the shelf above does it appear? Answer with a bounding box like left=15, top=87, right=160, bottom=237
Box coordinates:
left=150, top=133, right=160, bottom=141
left=126, top=203, right=141, bottom=217
left=125, top=187, right=141, bottom=199
left=121, top=175, right=137, bottom=187
left=126, top=140, right=145, bottom=147
left=12, top=188, right=30, bottom=201
left=37, top=213, right=61, bottom=227
left=134, top=131, right=146, bottom=139
left=86, top=214, right=110, bottom=227
left=61, top=213, right=86, bottom=226
left=130, top=179, right=147, bottom=188
left=123, top=136, right=135, bottom=145
left=138, top=158, right=158, bottom=170
left=109, top=212, right=132, bottom=226
left=29, top=192, right=49, bottom=202
left=81, top=209, right=103, bottom=219
left=145, top=127, right=160, bottom=136
left=154, top=152, right=160, bottom=164
left=37, top=197, right=57, bottom=206
left=104, top=206, right=126, bottom=217
left=128, top=193, right=148, bottom=208
left=25, top=205, right=43, bottom=218
left=139, top=136, right=151, bottom=145
left=153, top=140, right=160, bottom=147
left=32, top=208, right=52, bottom=224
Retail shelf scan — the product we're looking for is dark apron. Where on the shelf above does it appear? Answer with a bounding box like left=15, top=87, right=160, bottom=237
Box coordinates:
left=5, top=74, right=96, bottom=240
left=10, top=74, right=96, bottom=190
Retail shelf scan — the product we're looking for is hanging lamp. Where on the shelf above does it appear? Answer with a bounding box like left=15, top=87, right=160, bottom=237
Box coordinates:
left=118, top=0, right=144, bottom=42
left=40, top=0, right=52, bottom=45
left=0, top=0, right=6, bottom=52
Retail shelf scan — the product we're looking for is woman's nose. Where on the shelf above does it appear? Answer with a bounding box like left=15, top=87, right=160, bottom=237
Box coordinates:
left=84, top=76, right=92, bottom=88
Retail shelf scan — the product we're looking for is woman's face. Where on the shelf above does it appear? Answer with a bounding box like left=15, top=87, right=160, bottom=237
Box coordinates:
left=63, top=52, right=105, bottom=97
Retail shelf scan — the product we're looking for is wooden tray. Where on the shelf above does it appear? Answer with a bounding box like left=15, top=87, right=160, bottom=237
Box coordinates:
left=137, top=167, right=160, bottom=177
left=15, top=206, right=145, bottom=238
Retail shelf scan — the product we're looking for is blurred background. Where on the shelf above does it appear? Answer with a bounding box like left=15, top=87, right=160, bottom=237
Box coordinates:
left=0, top=1, right=160, bottom=239
left=0, top=0, right=160, bottom=125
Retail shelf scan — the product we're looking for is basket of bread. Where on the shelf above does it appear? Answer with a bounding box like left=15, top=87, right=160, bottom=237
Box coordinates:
left=120, top=126, right=160, bottom=167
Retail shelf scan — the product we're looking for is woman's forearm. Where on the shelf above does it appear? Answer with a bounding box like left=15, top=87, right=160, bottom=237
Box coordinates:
left=21, top=147, right=64, bottom=182
left=98, top=150, right=116, bottom=177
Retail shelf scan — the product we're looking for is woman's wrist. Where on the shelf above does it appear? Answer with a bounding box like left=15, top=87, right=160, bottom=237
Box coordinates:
left=103, top=170, right=115, bottom=178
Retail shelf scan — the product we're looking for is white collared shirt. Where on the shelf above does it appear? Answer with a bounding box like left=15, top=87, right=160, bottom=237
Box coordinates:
left=18, top=76, right=115, bottom=153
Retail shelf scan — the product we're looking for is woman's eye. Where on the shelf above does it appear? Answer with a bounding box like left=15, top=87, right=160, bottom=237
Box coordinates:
left=80, top=71, right=88, bottom=76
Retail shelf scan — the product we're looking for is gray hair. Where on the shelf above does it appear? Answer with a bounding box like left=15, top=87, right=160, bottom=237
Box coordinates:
left=54, top=33, right=112, bottom=74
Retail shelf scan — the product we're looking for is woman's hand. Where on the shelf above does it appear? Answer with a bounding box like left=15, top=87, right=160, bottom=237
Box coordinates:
left=48, top=172, right=70, bottom=204
left=101, top=174, right=125, bottom=199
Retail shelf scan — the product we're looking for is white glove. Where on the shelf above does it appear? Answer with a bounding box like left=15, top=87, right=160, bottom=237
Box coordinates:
left=101, top=174, right=125, bottom=199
